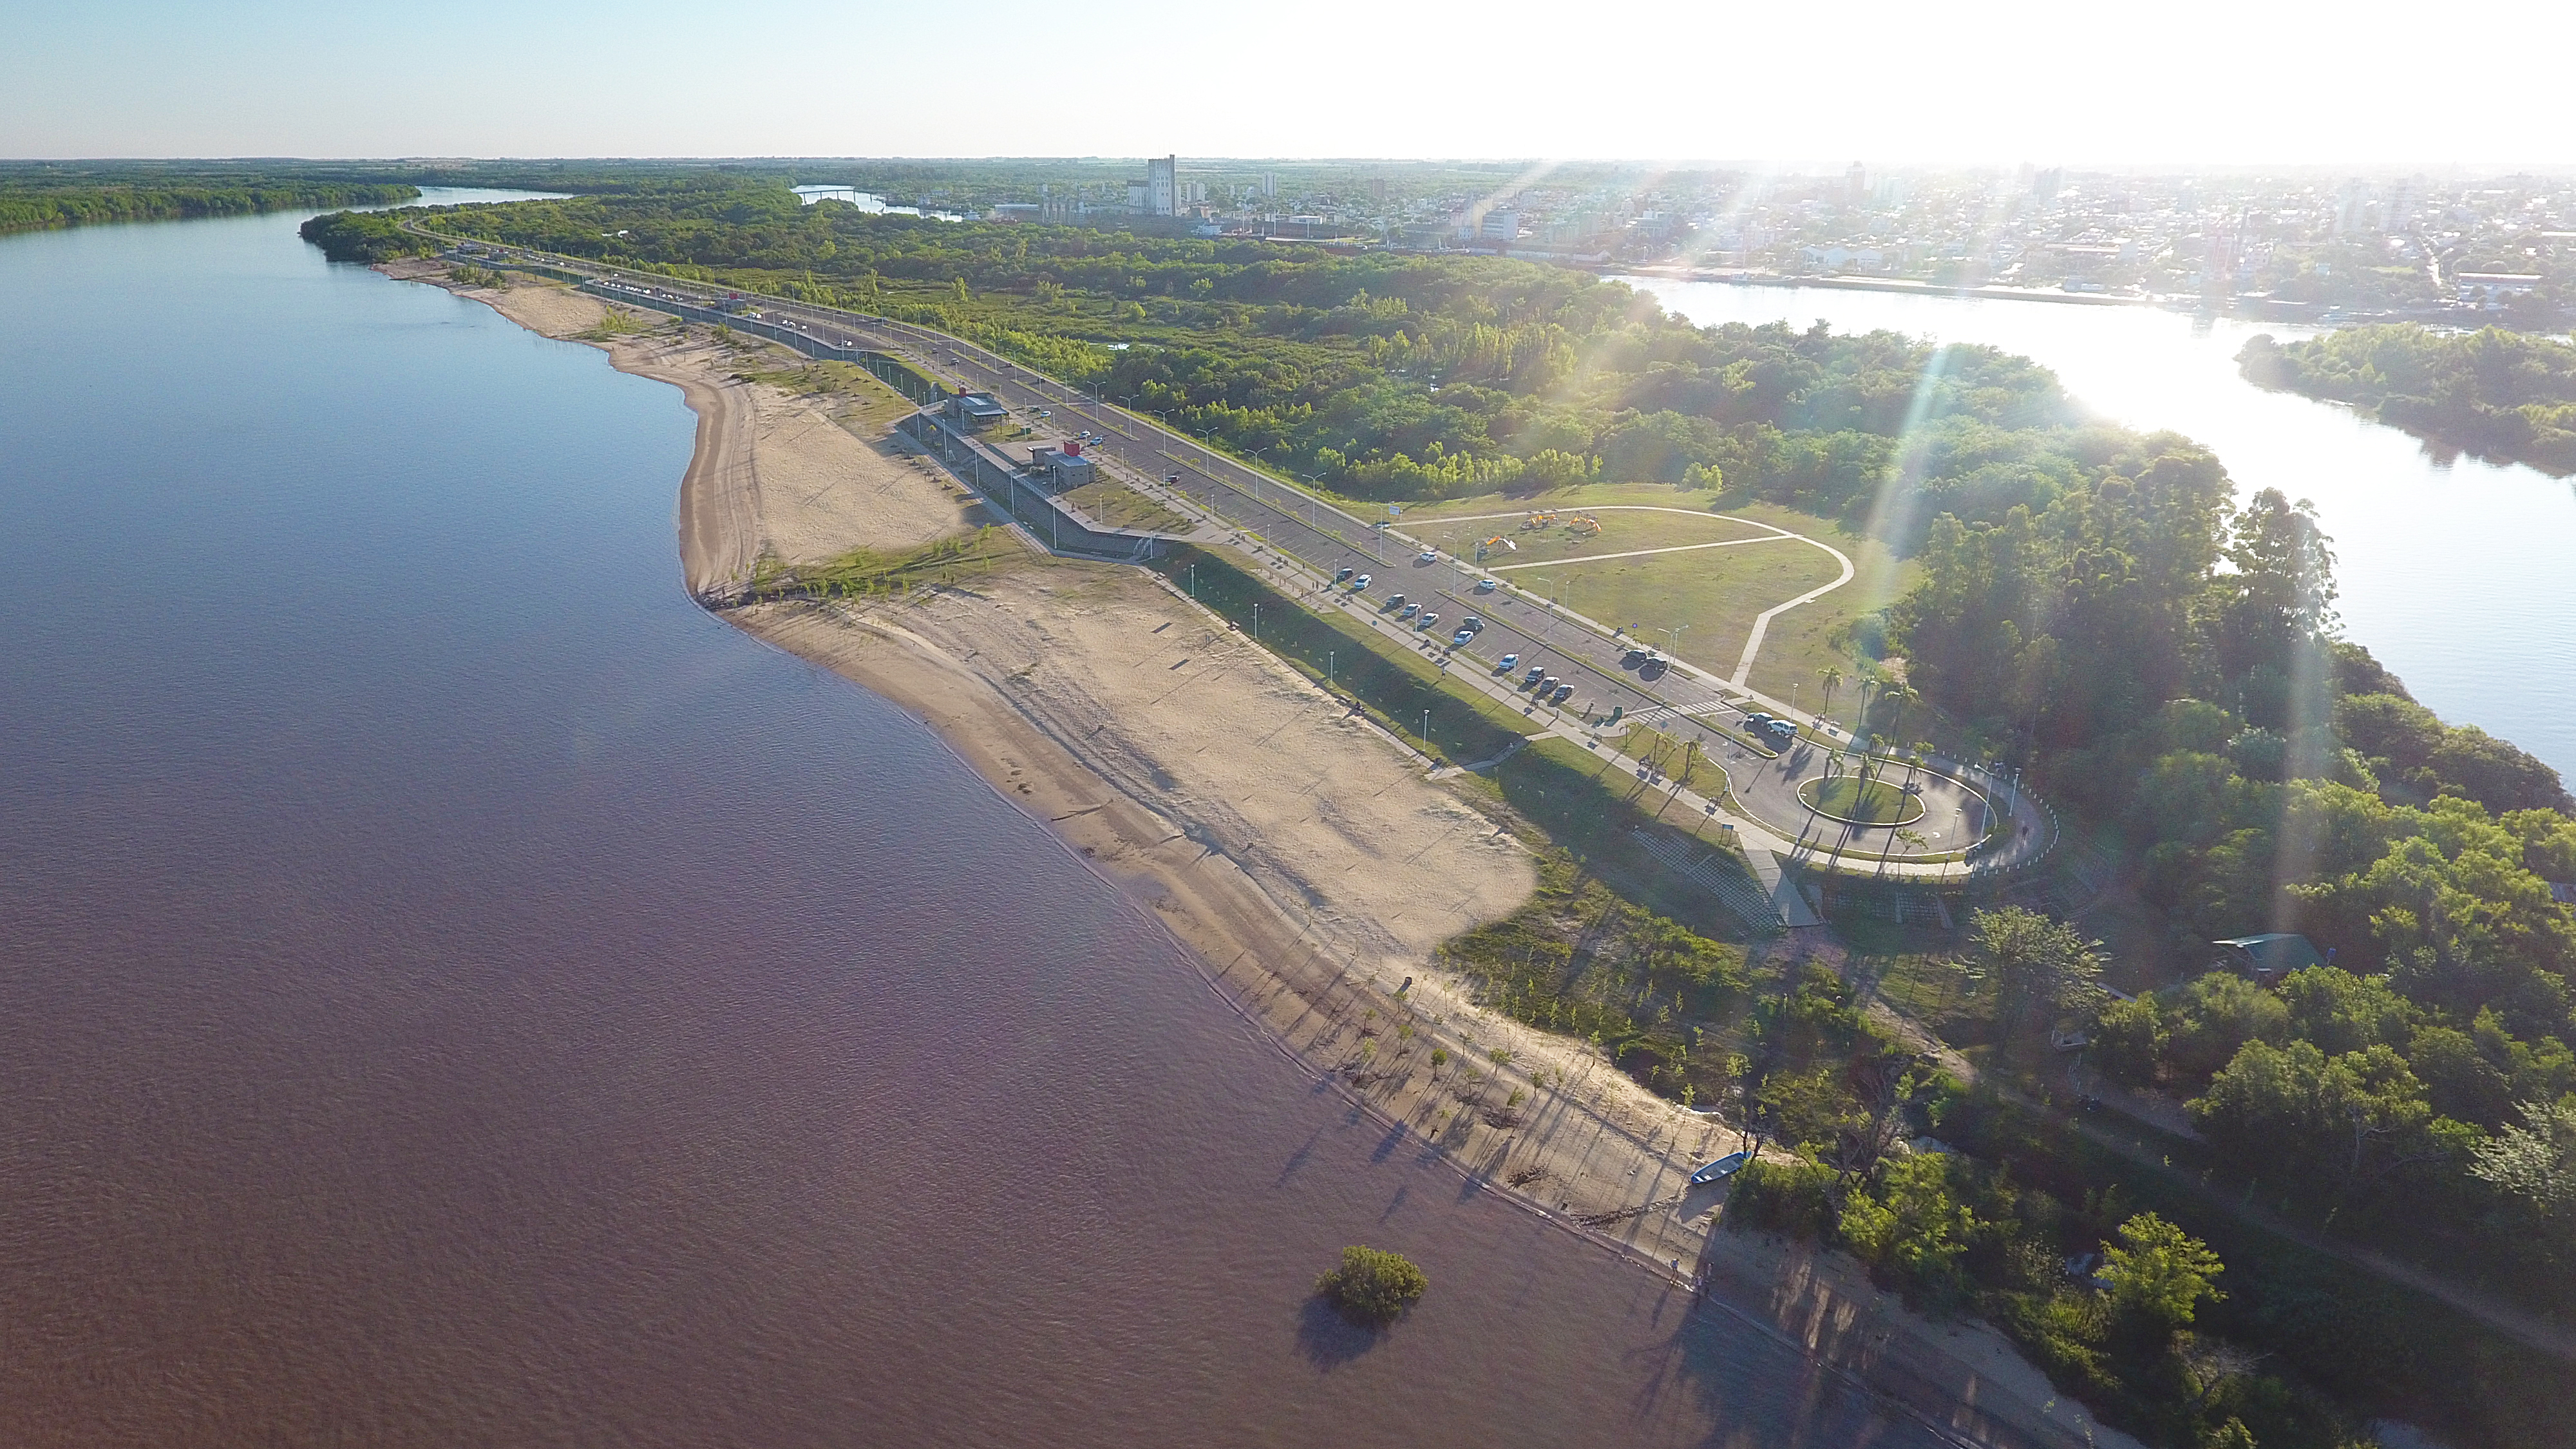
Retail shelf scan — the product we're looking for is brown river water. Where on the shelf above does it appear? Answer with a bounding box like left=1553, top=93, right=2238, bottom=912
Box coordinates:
left=0, top=202, right=1943, bottom=1446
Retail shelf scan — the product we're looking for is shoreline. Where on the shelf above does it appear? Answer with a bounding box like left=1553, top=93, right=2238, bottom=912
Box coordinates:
left=392, top=256, right=2141, bottom=1449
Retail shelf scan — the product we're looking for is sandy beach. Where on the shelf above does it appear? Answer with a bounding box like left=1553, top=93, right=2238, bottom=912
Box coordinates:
left=399, top=258, right=2141, bottom=1449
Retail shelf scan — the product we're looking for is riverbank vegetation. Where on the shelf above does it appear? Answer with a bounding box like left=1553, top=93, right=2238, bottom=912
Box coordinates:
left=2240, top=325, right=2576, bottom=477
left=1, top=176, right=417, bottom=236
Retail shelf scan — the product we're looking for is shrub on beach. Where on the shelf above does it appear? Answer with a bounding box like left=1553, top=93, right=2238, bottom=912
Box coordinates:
left=1720, top=1157, right=1840, bottom=1240
left=1314, top=1245, right=1428, bottom=1327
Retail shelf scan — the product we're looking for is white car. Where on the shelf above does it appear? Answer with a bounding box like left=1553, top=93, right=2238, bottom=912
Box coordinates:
left=1416, top=549, right=1438, bottom=564
left=1350, top=574, right=1371, bottom=591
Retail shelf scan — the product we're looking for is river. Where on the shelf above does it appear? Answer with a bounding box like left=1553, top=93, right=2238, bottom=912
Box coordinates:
left=0, top=201, right=1946, bottom=1444
left=1622, top=278, right=2576, bottom=779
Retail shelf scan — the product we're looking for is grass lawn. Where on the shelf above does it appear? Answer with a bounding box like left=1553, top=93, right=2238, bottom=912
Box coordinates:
left=1369, top=484, right=1918, bottom=706
left=1799, top=775, right=1921, bottom=825
left=1724, top=502, right=1917, bottom=711
left=1516, top=536, right=1844, bottom=678
left=1404, top=506, right=1763, bottom=566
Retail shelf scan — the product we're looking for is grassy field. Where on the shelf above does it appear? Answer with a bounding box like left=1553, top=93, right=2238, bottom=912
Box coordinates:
left=1724, top=502, right=1915, bottom=711
left=1520, top=536, right=1842, bottom=673
left=1402, top=506, right=1763, bottom=567
left=1799, top=775, right=1920, bottom=825
left=1370, top=483, right=1917, bottom=706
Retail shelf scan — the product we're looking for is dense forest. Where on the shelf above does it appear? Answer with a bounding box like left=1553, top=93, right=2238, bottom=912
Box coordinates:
left=2241, top=325, right=2576, bottom=477
left=333, top=182, right=2576, bottom=1446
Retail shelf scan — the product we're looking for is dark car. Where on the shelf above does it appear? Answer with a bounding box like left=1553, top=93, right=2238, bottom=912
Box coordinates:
left=1551, top=684, right=1575, bottom=705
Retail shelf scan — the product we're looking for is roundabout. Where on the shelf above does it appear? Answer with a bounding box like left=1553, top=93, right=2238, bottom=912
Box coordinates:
left=1796, top=774, right=1924, bottom=827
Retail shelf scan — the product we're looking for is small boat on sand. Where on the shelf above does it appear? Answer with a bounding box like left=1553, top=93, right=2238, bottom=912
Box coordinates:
left=1690, top=1150, right=1752, bottom=1186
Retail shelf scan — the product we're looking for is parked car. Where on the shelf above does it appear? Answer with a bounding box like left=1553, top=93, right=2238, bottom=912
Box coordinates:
left=1622, top=647, right=1648, bottom=667
left=1334, top=567, right=1354, bottom=583
left=1523, top=666, right=1546, bottom=687
left=1495, top=653, right=1520, bottom=672
left=1416, top=549, right=1438, bottom=564
left=1474, top=577, right=1498, bottom=592
left=1551, top=684, right=1576, bottom=705
left=1418, top=613, right=1439, bottom=630
left=1350, top=574, right=1370, bottom=591
left=1452, top=628, right=1474, bottom=647
left=1463, top=616, right=1484, bottom=632
left=1398, top=602, right=1419, bottom=620
left=1539, top=676, right=1560, bottom=695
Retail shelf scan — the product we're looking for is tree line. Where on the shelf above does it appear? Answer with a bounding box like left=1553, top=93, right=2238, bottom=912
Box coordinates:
left=1, top=180, right=417, bottom=237
left=2242, top=325, right=2576, bottom=477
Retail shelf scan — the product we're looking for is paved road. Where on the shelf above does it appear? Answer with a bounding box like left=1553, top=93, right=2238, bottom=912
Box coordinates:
left=511, top=246, right=2052, bottom=878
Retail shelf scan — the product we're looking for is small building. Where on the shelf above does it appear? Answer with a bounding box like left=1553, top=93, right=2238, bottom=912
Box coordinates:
left=945, top=392, right=1009, bottom=430
left=1027, top=442, right=1095, bottom=489
left=2210, top=933, right=2326, bottom=984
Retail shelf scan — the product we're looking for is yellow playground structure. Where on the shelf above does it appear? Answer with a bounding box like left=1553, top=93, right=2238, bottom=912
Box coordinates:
left=1567, top=513, right=1602, bottom=536
left=1473, top=535, right=1519, bottom=561
left=1522, top=511, right=1557, bottom=529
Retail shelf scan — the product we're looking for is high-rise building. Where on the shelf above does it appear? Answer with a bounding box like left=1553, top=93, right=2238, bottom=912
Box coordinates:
left=1148, top=156, right=1179, bottom=216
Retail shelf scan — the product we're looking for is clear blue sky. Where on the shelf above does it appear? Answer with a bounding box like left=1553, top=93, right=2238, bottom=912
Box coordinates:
left=6, top=0, right=2571, bottom=167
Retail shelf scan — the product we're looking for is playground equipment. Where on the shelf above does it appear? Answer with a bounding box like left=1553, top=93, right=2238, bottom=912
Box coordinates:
left=1567, top=513, right=1602, bottom=536
left=1523, top=511, right=1557, bottom=529
left=1472, top=535, right=1519, bottom=562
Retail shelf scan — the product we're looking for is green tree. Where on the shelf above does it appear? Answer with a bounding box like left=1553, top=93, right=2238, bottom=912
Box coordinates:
left=1963, top=906, right=2104, bottom=1053
left=2099, top=1211, right=2225, bottom=1335
left=2470, top=1097, right=2576, bottom=1221
left=1839, top=1154, right=1976, bottom=1302
left=1314, top=1245, right=1428, bottom=1326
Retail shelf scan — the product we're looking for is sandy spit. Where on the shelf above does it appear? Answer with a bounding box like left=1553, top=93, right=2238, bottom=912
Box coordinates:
left=390, top=257, right=2141, bottom=1449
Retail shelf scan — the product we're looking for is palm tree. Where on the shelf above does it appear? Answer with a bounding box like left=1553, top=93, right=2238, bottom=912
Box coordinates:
left=1875, top=685, right=1918, bottom=786
left=1819, top=665, right=1844, bottom=728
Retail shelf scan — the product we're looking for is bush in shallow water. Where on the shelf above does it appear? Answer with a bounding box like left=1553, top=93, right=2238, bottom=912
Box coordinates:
left=1314, top=1245, right=1428, bottom=1327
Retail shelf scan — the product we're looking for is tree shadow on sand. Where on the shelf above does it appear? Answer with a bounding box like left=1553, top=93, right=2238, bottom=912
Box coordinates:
left=1295, top=1296, right=1385, bottom=1370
